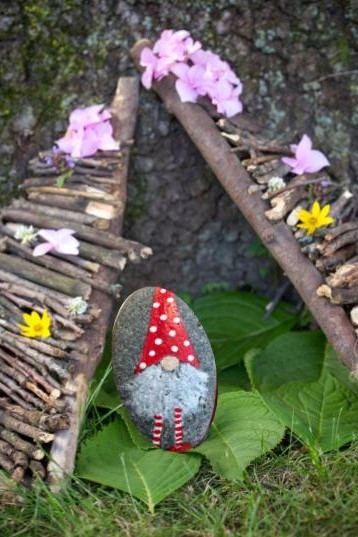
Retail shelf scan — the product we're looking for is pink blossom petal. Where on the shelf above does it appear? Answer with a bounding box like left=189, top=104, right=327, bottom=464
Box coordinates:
left=76, top=128, right=100, bottom=158
left=141, top=68, right=153, bottom=89
left=56, top=127, right=85, bottom=158
left=98, top=108, right=112, bottom=122
left=37, top=229, right=60, bottom=243
left=303, top=149, right=330, bottom=173
left=56, top=228, right=76, bottom=240
left=295, top=134, right=313, bottom=161
left=282, top=156, right=298, bottom=168
left=56, top=236, right=80, bottom=255
left=175, top=79, right=198, bottom=103
left=69, top=104, right=104, bottom=129
left=33, top=243, right=54, bottom=257
left=218, top=98, right=243, bottom=118
left=283, top=134, right=329, bottom=174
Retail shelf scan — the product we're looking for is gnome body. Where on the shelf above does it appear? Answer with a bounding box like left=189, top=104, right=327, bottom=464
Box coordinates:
left=113, top=287, right=217, bottom=451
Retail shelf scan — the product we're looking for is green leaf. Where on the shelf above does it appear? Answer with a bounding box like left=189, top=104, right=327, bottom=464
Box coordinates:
left=56, top=169, right=74, bottom=187
left=117, top=405, right=152, bottom=451
left=192, top=291, right=297, bottom=369
left=247, top=331, right=326, bottom=391
left=218, top=362, right=251, bottom=393
left=76, top=420, right=201, bottom=511
left=247, top=333, right=358, bottom=452
left=194, top=392, right=285, bottom=480
left=324, top=345, right=358, bottom=396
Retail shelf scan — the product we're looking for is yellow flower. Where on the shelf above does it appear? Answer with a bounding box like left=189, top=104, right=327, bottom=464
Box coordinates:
left=18, top=309, right=51, bottom=338
left=297, top=201, right=334, bottom=235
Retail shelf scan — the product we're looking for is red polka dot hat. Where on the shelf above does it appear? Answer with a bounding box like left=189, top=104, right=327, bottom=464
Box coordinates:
left=134, top=287, right=200, bottom=373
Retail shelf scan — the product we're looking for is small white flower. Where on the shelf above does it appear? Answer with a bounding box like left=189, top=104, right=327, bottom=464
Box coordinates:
left=66, top=296, right=88, bottom=315
left=267, top=176, right=286, bottom=193
left=14, top=225, right=38, bottom=246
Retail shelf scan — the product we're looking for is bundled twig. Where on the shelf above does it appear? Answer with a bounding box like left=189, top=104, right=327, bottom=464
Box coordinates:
left=0, top=76, right=149, bottom=486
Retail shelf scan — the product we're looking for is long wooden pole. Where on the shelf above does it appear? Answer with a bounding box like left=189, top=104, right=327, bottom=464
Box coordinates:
left=131, top=40, right=358, bottom=372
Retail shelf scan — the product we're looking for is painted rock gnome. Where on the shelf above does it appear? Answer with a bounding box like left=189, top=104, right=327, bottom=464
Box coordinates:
left=112, top=287, right=217, bottom=451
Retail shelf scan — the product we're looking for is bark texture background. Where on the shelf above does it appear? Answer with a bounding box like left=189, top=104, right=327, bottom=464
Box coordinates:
left=1, top=0, right=358, bottom=297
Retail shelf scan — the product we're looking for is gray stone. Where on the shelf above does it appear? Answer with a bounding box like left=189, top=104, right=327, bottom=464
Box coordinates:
left=112, top=287, right=217, bottom=451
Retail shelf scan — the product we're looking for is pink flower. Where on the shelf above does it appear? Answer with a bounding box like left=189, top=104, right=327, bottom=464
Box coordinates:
left=282, top=134, right=330, bottom=174
left=140, top=48, right=177, bottom=88
left=153, top=29, right=201, bottom=64
left=33, top=229, right=80, bottom=257
left=191, top=50, right=241, bottom=86
left=56, top=105, right=119, bottom=158
left=140, top=31, right=202, bottom=89
left=140, top=29, right=243, bottom=118
left=171, top=63, right=208, bottom=102
left=208, top=79, right=243, bottom=117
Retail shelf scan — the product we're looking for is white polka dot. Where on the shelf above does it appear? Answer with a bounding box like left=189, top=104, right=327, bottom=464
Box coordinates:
left=160, top=314, right=167, bottom=321
left=160, top=288, right=167, bottom=294
left=168, top=329, right=176, bottom=337
left=167, top=297, right=174, bottom=303
left=155, top=338, right=163, bottom=345
left=171, top=345, right=178, bottom=353
left=153, top=302, right=160, bottom=308
left=139, top=362, right=147, bottom=369
left=173, top=316, right=180, bottom=324
left=149, top=326, right=157, bottom=333
left=183, top=340, right=190, bottom=347
left=187, top=355, right=194, bottom=362
left=149, top=350, right=156, bottom=357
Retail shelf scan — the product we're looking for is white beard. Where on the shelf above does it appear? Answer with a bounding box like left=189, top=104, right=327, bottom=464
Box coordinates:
left=121, top=362, right=209, bottom=420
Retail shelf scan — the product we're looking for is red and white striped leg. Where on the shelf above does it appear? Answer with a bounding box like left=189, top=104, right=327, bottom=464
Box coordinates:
left=168, top=407, right=192, bottom=452
left=173, top=407, right=184, bottom=449
left=152, top=414, right=163, bottom=447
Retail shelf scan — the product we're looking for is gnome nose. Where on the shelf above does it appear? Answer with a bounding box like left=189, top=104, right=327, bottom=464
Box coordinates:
left=160, top=355, right=180, bottom=371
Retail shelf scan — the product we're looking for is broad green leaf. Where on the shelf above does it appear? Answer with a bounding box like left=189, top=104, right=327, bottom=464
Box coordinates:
left=117, top=405, right=152, bottom=450
left=324, top=345, right=358, bottom=396
left=76, top=420, right=201, bottom=511
left=218, top=362, right=251, bottom=393
left=260, top=376, right=358, bottom=452
left=247, top=331, right=325, bottom=391
left=192, top=291, right=297, bottom=369
left=194, top=392, right=285, bottom=480
left=247, top=333, right=358, bottom=452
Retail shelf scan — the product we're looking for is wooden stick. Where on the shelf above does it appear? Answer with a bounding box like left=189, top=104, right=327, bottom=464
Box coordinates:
left=0, top=426, right=44, bottom=460
left=0, top=439, right=28, bottom=469
left=315, top=244, right=356, bottom=273
left=10, top=199, right=99, bottom=225
left=317, top=230, right=358, bottom=257
left=27, top=192, right=96, bottom=212
left=323, top=222, right=358, bottom=242
left=0, top=282, right=73, bottom=317
left=130, top=40, right=358, bottom=371
left=0, top=401, right=69, bottom=432
left=0, top=411, right=54, bottom=443
left=1, top=209, right=152, bottom=261
left=317, top=284, right=358, bottom=305
left=0, top=253, right=91, bottom=299
left=0, top=349, right=64, bottom=397
left=23, top=186, right=117, bottom=203
left=0, top=330, right=69, bottom=383
left=0, top=377, right=40, bottom=409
